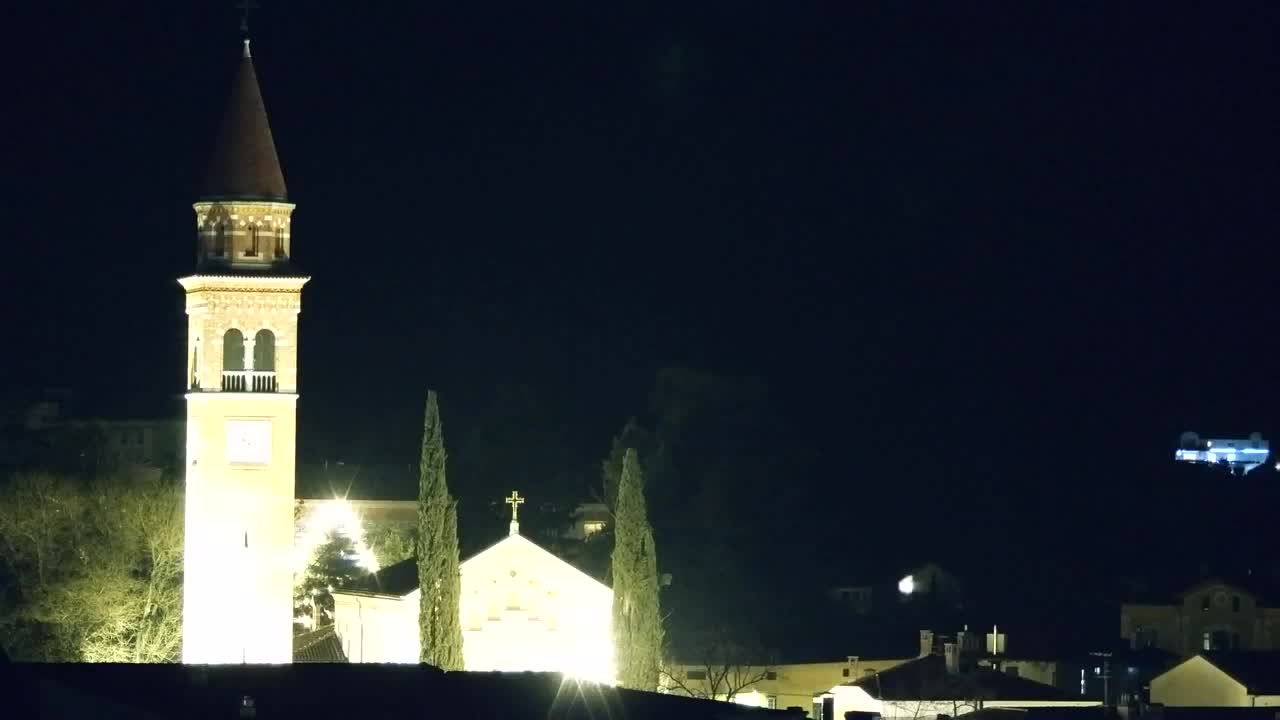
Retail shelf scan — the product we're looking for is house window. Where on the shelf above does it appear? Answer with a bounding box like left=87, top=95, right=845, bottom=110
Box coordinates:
left=274, top=227, right=285, bottom=258
left=767, top=695, right=777, bottom=709
left=1232, top=595, right=1241, bottom=612
left=842, top=668, right=850, bottom=677
left=686, top=669, right=706, bottom=680
left=1135, top=627, right=1158, bottom=649
left=582, top=521, right=606, bottom=537
left=1205, top=630, right=1232, bottom=650
left=247, top=226, right=259, bottom=257
left=765, top=671, right=777, bottom=680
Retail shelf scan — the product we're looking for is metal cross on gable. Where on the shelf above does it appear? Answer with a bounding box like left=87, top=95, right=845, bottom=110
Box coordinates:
left=504, top=490, right=525, bottom=522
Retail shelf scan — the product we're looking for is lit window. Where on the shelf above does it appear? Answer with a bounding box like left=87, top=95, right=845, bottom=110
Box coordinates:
left=582, top=521, right=606, bottom=537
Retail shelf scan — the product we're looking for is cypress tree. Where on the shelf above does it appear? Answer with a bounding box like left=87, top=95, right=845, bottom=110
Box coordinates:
left=417, top=391, right=465, bottom=670
left=611, top=448, right=663, bottom=690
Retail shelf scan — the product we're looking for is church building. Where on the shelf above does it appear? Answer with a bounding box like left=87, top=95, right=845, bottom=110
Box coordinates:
left=332, top=493, right=617, bottom=684
left=180, top=36, right=307, bottom=664
left=178, top=32, right=613, bottom=678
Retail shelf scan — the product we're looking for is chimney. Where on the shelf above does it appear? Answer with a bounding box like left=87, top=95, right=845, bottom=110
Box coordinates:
left=944, top=642, right=960, bottom=674
left=920, top=630, right=935, bottom=657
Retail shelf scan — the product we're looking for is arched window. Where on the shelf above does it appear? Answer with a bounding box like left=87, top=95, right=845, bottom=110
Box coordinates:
left=223, top=329, right=245, bottom=371
left=253, top=330, right=275, bottom=371
left=247, top=225, right=259, bottom=257
left=222, top=329, right=245, bottom=391
left=214, top=224, right=227, bottom=256
left=253, top=330, right=276, bottom=391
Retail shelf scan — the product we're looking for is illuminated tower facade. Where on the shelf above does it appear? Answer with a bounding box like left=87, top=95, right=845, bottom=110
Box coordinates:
left=181, top=39, right=308, bottom=664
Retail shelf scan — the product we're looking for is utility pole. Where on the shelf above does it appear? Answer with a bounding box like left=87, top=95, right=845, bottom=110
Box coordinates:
left=1089, top=651, right=1112, bottom=706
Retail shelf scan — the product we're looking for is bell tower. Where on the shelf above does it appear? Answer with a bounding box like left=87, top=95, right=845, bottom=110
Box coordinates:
left=180, top=37, right=308, bottom=664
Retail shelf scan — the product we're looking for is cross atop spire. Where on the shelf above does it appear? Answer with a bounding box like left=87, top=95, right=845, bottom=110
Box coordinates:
left=237, top=0, right=259, bottom=37
left=505, top=491, right=525, bottom=536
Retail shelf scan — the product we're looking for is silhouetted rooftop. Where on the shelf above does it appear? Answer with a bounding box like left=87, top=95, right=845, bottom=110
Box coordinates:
left=848, top=654, right=1077, bottom=702
left=9, top=663, right=800, bottom=720
left=1199, top=651, right=1280, bottom=695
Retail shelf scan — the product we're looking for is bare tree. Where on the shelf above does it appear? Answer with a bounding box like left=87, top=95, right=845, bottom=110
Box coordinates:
left=874, top=664, right=990, bottom=719
left=0, top=467, right=183, bottom=662
left=660, top=626, right=774, bottom=704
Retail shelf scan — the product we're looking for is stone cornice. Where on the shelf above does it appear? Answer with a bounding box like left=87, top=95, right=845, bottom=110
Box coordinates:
left=178, top=275, right=310, bottom=294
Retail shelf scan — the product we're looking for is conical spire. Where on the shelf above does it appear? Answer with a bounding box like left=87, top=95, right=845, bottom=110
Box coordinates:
left=200, top=40, right=288, bottom=201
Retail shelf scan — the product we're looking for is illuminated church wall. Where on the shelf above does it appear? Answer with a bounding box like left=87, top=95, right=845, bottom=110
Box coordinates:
left=331, top=529, right=616, bottom=683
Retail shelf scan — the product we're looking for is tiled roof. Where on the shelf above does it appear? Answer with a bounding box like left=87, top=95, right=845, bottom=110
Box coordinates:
left=201, top=41, right=287, bottom=202
left=849, top=654, right=1075, bottom=702
left=1200, top=651, right=1280, bottom=695
left=11, top=664, right=803, bottom=720
left=293, top=626, right=347, bottom=663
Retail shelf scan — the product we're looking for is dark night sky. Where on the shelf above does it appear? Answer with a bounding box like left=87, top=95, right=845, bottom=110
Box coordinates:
left=5, top=1, right=1280, bottom=629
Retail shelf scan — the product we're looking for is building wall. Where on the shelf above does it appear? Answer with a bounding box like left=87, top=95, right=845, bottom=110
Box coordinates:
left=180, top=274, right=306, bottom=666
left=666, top=658, right=909, bottom=712
left=988, top=659, right=1060, bottom=688
left=334, top=533, right=615, bottom=684
left=1122, top=583, right=1280, bottom=654
left=182, top=393, right=299, bottom=664
left=332, top=592, right=418, bottom=663
left=822, top=685, right=1099, bottom=720
left=1150, top=656, right=1249, bottom=707
left=94, top=419, right=183, bottom=468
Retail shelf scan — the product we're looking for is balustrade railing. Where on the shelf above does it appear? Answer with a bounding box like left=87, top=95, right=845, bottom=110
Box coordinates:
left=221, top=370, right=278, bottom=393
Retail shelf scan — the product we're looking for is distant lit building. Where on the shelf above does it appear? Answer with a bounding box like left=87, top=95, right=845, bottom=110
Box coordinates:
left=563, top=501, right=610, bottom=540
left=1175, top=432, right=1270, bottom=475
left=1121, top=578, right=1280, bottom=654
left=828, top=563, right=965, bottom=616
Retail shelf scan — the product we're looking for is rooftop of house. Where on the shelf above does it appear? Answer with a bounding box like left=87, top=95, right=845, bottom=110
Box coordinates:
left=1197, top=651, right=1280, bottom=695
left=847, top=654, right=1078, bottom=702
left=1142, top=709, right=1280, bottom=720
left=8, top=663, right=803, bottom=720
left=956, top=708, right=1116, bottom=720
left=293, top=626, right=347, bottom=663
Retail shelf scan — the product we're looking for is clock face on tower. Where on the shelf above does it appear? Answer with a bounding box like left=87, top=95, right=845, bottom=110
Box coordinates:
left=225, top=419, right=272, bottom=465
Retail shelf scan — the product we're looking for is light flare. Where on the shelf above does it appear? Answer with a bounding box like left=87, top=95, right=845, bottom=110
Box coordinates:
left=294, top=498, right=381, bottom=575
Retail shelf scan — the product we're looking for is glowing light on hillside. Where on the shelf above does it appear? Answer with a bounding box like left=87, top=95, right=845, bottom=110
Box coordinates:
left=294, top=498, right=381, bottom=574
left=898, top=575, right=915, bottom=595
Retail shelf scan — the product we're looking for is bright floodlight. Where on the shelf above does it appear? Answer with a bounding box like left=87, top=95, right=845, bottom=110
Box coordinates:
left=899, top=575, right=915, bottom=595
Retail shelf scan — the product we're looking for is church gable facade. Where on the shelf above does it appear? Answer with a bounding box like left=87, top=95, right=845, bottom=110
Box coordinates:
left=332, top=520, right=615, bottom=684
